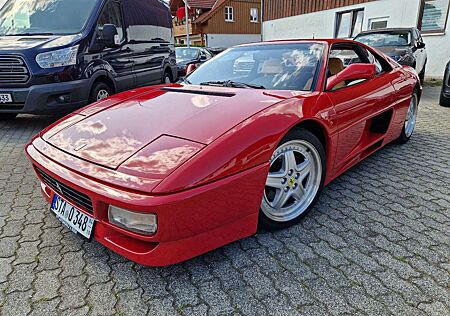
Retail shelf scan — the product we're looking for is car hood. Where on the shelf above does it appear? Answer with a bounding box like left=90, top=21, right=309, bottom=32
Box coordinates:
left=0, top=34, right=79, bottom=51
left=44, top=85, right=305, bottom=170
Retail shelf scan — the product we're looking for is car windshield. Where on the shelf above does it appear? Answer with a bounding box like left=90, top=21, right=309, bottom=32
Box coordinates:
left=0, top=0, right=100, bottom=36
left=176, top=48, right=200, bottom=62
left=186, top=43, right=324, bottom=91
left=355, top=31, right=411, bottom=47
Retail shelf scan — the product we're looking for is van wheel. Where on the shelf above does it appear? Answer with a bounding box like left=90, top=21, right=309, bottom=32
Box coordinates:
left=163, top=71, right=172, bottom=84
left=0, top=113, right=18, bottom=121
left=89, top=82, right=112, bottom=103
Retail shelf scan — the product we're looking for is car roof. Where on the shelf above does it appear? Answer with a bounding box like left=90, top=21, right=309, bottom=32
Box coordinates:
left=356, top=27, right=415, bottom=36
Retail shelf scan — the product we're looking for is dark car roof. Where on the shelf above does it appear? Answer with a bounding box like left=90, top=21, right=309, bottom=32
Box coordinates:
left=356, top=27, right=416, bottom=36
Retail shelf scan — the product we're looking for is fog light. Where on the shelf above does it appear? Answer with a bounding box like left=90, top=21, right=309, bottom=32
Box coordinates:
left=108, top=206, right=157, bottom=235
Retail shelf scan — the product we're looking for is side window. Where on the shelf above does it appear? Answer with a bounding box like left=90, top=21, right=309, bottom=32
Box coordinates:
left=97, top=1, right=124, bottom=41
left=123, top=0, right=172, bottom=42
left=327, top=45, right=374, bottom=89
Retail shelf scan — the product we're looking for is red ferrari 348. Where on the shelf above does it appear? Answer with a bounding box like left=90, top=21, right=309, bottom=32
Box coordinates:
left=26, top=39, right=421, bottom=266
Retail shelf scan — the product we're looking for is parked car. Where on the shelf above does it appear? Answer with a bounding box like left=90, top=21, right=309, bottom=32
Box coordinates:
left=26, top=39, right=421, bottom=266
left=0, top=0, right=177, bottom=120
left=175, top=47, right=213, bottom=77
left=440, top=61, right=450, bottom=107
left=354, top=27, right=427, bottom=82
left=206, top=47, right=226, bottom=56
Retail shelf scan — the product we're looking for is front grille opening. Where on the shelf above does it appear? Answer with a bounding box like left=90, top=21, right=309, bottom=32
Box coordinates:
left=36, top=168, right=93, bottom=213
left=0, top=55, right=30, bottom=84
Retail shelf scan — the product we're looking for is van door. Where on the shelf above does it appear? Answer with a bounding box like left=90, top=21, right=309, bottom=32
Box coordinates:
left=122, top=0, right=172, bottom=86
left=94, top=0, right=135, bottom=92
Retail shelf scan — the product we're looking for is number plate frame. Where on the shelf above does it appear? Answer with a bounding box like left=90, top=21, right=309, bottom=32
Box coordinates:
left=50, top=194, right=95, bottom=241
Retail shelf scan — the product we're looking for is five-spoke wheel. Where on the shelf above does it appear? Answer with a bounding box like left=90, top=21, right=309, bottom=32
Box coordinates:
left=260, top=129, right=325, bottom=230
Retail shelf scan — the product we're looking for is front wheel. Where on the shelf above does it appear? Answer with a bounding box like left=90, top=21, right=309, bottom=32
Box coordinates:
left=259, top=128, right=326, bottom=230
left=397, top=92, right=419, bottom=144
left=89, top=82, right=112, bottom=104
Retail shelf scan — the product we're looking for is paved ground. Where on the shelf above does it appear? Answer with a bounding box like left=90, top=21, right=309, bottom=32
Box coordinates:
left=0, top=87, right=449, bottom=316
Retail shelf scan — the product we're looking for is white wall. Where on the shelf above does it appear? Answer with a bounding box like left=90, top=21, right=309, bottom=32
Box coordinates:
left=262, top=0, right=450, bottom=77
left=206, top=34, right=262, bottom=48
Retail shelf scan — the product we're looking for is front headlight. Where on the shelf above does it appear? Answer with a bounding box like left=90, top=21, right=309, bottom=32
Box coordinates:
left=108, top=206, right=157, bottom=235
left=36, top=45, right=79, bottom=69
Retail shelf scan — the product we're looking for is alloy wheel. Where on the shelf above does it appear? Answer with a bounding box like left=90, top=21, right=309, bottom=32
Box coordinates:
left=404, top=94, right=418, bottom=138
left=96, top=89, right=110, bottom=101
left=261, top=140, right=322, bottom=222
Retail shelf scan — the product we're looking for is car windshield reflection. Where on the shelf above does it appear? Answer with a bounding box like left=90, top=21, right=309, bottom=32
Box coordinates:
left=186, top=43, right=325, bottom=91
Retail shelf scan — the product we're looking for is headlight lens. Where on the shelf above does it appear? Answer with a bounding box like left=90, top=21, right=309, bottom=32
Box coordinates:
left=36, top=45, right=79, bottom=69
left=108, top=206, right=157, bottom=235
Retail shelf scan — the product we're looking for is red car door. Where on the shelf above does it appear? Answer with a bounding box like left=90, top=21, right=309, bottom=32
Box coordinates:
left=325, top=43, right=396, bottom=176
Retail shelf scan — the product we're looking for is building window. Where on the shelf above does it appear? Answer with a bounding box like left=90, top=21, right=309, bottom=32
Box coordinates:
left=418, top=0, right=450, bottom=33
left=225, top=6, right=234, bottom=22
left=250, top=8, right=258, bottom=22
left=335, top=9, right=364, bottom=38
left=369, top=17, right=389, bottom=30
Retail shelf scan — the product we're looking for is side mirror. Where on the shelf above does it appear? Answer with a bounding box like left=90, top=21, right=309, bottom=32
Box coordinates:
left=186, top=63, right=197, bottom=76
left=102, top=24, right=119, bottom=48
left=417, top=42, right=426, bottom=49
left=326, top=63, right=376, bottom=91
left=200, top=55, right=207, bottom=61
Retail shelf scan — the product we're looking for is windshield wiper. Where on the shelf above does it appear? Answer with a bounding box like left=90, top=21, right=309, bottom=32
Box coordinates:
left=200, top=80, right=265, bottom=89
left=4, top=32, right=55, bottom=36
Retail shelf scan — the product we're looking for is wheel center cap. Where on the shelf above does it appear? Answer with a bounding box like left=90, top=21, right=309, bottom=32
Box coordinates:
left=288, top=178, right=296, bottom=187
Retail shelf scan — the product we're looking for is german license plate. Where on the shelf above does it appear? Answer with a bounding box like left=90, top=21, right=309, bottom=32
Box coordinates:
left=0, top=94, right=12, bottom=103
left=50, top=194, right=95, bottom=239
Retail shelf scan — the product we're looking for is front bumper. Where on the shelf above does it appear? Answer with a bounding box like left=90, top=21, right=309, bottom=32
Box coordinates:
left=26, top=141, right=266, bottom=266
left=0, top=79, right=90, bottom=115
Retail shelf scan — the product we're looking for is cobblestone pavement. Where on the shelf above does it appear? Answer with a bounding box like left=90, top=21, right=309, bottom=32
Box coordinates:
left=0, top=87, right=449, bottom=316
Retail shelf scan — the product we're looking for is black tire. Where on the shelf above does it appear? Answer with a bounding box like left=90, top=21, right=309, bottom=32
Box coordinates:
left=0, top=113, right=18, bottom=121
left=419, top=65, right=426, bottom=84
left=397, top=91, right=419, bottom=144
left=259, top=128, right=326, bottom=231
left=89, top=82, right=113, bottom=104
left=440, top=87, right=450, bottom=107
left=163, top=70, right=172, bottom=84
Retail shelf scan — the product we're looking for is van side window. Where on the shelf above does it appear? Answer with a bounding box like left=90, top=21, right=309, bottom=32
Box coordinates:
left=97, top=1, right=124, bottom=42
left=123, top=0, right=172, bottom=42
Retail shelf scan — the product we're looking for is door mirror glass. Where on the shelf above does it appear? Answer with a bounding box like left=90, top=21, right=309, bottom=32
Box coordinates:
left=327, top=63, right=376, bottom=91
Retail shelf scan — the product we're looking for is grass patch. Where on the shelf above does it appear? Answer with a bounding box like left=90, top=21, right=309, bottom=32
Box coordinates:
left=423, top=78, right=443, bottom=87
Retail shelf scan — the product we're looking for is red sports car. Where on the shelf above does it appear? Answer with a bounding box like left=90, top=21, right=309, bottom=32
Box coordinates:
left=26, top=39, right=421, bottom=266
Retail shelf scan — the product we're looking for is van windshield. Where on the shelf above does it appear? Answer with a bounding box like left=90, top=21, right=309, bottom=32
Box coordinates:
left=0, top=0, right=100, bottom=36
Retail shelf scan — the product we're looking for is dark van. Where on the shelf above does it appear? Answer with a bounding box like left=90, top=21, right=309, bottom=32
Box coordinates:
left=0, top=0, right=177, bottom=119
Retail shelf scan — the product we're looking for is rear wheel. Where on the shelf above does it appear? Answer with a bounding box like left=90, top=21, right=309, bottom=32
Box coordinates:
left=0, top=113, right=18, bottom=121
left=163, top=70, right=172, bottom=84
left=397, top=92, right=419, bottom=144
left=89, top=82, right=113, bottom=104
left=259, top=128, right=325, bottom=230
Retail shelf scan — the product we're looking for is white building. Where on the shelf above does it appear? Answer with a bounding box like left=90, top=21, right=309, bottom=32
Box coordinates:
left=262, top=0, right=450, bottom=78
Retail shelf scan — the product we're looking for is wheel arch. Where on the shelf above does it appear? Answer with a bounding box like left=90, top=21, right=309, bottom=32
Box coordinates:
left=90, top=72, right=117, bottom=95
left=289, top=119, right=328, bottom=154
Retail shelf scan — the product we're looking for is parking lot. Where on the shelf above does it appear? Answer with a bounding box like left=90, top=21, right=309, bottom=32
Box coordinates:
left=0, top=86, right=448, bottom=316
